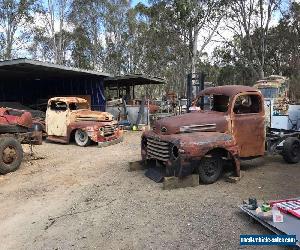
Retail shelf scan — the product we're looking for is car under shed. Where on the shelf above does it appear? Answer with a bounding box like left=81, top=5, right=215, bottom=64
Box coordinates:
left=0, top=59, right=165, bottom=113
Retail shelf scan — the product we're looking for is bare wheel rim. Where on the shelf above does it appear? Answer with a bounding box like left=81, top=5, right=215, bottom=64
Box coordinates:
left=3, top=146, right=17, bottom=164
left=77, top=130, right=87, bottom=142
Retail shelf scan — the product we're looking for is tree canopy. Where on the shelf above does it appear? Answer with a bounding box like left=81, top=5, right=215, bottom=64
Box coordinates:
left=0, top=0, right=299, bottom=97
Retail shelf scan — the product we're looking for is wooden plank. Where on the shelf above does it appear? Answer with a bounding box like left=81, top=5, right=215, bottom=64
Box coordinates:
left=128, top=160, right=147, bottom=172
left=163, top=175, right=199, bottom=190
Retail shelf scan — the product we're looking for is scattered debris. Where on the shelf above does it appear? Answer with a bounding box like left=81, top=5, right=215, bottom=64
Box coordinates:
left=225, top=171, right=244, bottom=183
left=44, top=198, right=117, bottom=231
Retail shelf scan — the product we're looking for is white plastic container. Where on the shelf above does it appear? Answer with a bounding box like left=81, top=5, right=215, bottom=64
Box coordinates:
left=272, top=206, right=284, bottom=223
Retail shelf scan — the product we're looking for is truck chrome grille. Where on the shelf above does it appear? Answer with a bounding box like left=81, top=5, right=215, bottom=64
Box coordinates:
left=147, top=137, right=170, bottom=162
left=103, top=125, right=115, bottom=136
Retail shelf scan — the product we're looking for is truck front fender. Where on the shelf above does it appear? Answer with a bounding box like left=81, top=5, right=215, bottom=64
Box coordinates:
left=178, top=133, right=240, bottom=177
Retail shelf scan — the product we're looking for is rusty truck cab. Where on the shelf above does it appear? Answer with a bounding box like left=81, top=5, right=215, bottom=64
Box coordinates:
left=46, top=97, right=88, bottom=140
left=198, top=86, right=265, bottom=158
left=142, top=85, right=265, bottom=184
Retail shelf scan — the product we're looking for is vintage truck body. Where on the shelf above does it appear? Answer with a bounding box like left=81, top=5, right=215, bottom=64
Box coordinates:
left=254, top=75, right=300, bottom=130
left=46, top=97, right=123, bottom=147
left=142, top=85, right=299, bottom=184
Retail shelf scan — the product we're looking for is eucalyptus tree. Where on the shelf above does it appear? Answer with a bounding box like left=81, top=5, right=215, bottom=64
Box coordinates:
left=30, top=0, right=72, bottom=64
left=224, top=0, right=282, bottom=78
left=0, top=0, right=38, bottom=59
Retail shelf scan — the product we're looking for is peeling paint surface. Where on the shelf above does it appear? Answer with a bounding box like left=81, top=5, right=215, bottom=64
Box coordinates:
left=46, top=109, right=68, bottom=136
left=46, top=97, right=122, bottom=144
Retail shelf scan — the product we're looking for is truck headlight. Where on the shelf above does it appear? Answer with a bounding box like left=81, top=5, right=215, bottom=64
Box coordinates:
left=99, top=127, right=104, bottom=136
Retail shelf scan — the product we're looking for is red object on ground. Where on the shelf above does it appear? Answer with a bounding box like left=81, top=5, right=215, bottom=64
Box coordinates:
left=0, top=108, right=33, bottom=128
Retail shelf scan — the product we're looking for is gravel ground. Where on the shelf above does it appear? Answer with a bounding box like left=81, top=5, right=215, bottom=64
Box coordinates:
left=0, top=131, right=298, bottom=250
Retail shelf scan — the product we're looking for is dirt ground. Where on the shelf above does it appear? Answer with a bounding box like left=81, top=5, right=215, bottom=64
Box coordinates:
left=0, top=131, right=299, bottom=250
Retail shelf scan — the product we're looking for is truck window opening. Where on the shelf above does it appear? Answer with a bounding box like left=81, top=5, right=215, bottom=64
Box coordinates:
left=69, top=102, right=89, bottom=110
left=234, top=95, right=261, bottom=114
left=50, top=101, right=67, bottom=111
left=196, top=95, right=230, bottom=112
left=211, top=95, right=230, bottom=112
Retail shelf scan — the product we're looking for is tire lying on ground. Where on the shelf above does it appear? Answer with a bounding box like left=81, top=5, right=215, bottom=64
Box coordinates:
left=282, top=137, right=300, bottom=163
left=0, top=137, right=23, bottom=174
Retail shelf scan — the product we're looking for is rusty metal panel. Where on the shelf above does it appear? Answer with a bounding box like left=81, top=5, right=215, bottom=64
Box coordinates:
left=154, top=111, right=230, bottom=135
left=230, top=93, right=266, bottom=157
left=199, top=85, right=258, bottom=97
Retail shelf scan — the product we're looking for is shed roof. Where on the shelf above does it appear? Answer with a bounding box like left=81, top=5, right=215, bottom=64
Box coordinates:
left=104, top=74, right=165, bottom=86
left=0, top=58, right=111, bottom=79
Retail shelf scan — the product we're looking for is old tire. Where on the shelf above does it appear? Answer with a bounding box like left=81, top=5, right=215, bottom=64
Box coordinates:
left=198, top=156, right=223, bottom=184
left=75, top=129, right=91, bottom=147
left=282, top=137, right=300, bottom=163
left=0, top=137, right=23, bottom=174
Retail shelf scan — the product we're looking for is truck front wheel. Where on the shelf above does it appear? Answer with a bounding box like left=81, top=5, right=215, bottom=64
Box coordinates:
left=75, top=129, right=91, bottom=147
left=0, top=137, right=23, bottom=174
left=282, top=137, right=300, bottom=163
left=198, top=156, right=223, bottom=184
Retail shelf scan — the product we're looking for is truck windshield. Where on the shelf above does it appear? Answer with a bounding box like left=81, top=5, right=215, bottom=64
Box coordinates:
left=69, top=102, right=89, bottom=110
left=211, top=95, right=230, bottom=112
left=259, top=87, right=278, bottom=98
left=197, top=94, right=230, bottom=112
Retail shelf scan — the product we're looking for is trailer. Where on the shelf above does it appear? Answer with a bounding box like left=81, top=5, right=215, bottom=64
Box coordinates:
left=0, top=108, right=42, bottom=174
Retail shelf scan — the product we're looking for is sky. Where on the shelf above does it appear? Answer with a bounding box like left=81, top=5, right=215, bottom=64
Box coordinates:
left=131, top=0, right=148, bottom=6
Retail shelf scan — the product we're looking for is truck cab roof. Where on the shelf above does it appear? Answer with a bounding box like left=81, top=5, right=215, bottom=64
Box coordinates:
left=199, top=85, right=259, bottom=97
left=48, top=97, right=88, bottom=104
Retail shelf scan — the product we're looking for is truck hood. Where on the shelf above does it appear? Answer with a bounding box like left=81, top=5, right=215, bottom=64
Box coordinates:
left=154, top=111, right=229, bottom=135
left=71, top=110, right=113, bottom=122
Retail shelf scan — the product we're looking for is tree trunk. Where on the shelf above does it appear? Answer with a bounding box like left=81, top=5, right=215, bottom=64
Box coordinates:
left=259, top=67, right=265, bottom=79
left=189, top=27, right=198, bottom=75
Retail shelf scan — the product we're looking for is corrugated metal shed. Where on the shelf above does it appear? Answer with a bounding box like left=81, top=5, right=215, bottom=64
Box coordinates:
left=0, top=58, right=110, bottom=111
left=0, top=59, right=165, bottom=112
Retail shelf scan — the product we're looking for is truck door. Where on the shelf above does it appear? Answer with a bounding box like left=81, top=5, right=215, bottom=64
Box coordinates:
left=46, top=100, right=69, bottom=137
left=231, top=93, right=265, bottom=157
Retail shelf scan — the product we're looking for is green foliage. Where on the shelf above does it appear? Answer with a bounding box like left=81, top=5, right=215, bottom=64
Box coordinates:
left=214, top=2, right=300, bottom=86
left=1, top=0, right=299, bottom=99
left=0, top=0, right=39, bottom=59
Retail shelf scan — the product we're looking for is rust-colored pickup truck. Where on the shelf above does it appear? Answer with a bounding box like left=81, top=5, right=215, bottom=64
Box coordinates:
left=46, top=97, right=123, bottom=147
left=142, top=85, right=300, bottom=184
